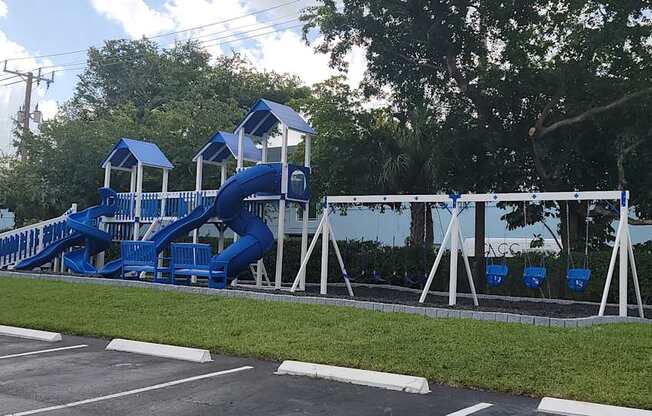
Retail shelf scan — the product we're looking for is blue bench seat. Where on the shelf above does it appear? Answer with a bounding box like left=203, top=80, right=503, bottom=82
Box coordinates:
left=121, top=241, right=169, bottom=282
left=170, top=243, right=227, bottom=288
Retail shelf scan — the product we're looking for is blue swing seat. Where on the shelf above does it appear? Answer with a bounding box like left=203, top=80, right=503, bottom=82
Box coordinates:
left=486, top=264, right=508, bottom=287
left=523, top=266, right=546, bottom=289
left=567, top=268, right=591, bottom=292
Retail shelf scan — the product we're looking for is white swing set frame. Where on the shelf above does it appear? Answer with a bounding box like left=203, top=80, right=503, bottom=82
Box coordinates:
left=290, top=190, right=645, bottom=318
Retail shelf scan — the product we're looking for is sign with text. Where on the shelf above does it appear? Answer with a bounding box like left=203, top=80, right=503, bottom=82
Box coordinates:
left=463, top=238, right=560, bottom=257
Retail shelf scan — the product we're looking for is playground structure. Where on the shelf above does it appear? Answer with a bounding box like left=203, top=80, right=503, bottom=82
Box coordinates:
left=292, top=192, right=645, bottom=318
left=0, top=99, right=315, bottom=290
left=0, top=98, right=645, bottom=318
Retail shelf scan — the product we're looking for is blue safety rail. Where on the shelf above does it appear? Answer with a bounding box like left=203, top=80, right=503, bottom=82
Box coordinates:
left=0, top=217, right=71, bottom=268
left=567, top=268, right=591, bottom=292
left=523, top=266, right=546, bottom=289
left=486, top=264, right=508, bottom=287
left=141, top=194, right=162, bottom=220
left=114, top=193, right=135, bottom=220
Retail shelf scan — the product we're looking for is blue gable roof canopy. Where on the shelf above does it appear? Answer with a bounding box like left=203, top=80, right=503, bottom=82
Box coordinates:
left=192, top=131, right=262, bottom=164
left=101, top=138, right=174, bottom=170
left=235, top=98, right=315, bottom=137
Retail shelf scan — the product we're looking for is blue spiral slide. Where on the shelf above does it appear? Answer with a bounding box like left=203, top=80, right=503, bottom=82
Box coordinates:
left=100, top=163, right=282, bottom=278
left=16, top=188, right=117, bottom=272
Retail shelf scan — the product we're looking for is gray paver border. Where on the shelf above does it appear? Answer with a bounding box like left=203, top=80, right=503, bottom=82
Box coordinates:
left=2, top=271, right=650, bottom=328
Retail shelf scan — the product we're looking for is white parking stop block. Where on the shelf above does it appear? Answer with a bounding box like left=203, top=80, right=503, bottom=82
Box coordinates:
left=0, top=325, right=62, bottom=342
left=538, top=397, right=652, bottom=416
left=106, top=339, right=212, bottom=363
left=276, top=360, right=430, bottom=394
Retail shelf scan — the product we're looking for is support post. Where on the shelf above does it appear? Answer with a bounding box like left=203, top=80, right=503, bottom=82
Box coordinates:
left=103, top=163, right=111, bottom=187
left=218, top=225, right=225, bottom=253
left=129, top=165, right=137, bottom=222
left=274, top=124, right=289, bottom=289
left=159, top=169, right=169, bottom=281
left=320, top=203, right=330, bottom=295
left=474, top=201, right=485, bottom=280
left=291, top=212, right=327, bottom=292
left=133, top=162, right=143, bottom=239
left=160, top=169, right=169, bottom=217
left=237, top=128, right=244, bottom=171
left=618, top=192, right=629, bottom=317
left=261, top=134, right=268, bottom=163
left=328, top=222, right=354, bottom=297
left=191, top=157, right=203, bottom=284
left=599, top=219, right=624, bottom=316
left=299, top=134, right=311, bottom=291
left=220, top=163, right=227, bottom=186
left=419, top=213, right=455, bottom=303
left=627, top=232, right=645, bottom=318
left=96, top=163, right=112, bottom=269
left=449, top=203, right=460, bottom=306
left=458, top=226, right=478, bottom=306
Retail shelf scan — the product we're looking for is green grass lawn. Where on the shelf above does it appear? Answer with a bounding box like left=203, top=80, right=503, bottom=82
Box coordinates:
left=0, top=277, right=650, bottom=409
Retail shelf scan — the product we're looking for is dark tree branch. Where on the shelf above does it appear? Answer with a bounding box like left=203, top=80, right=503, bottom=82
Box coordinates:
left=530, top=87, right=652, bottom=139
left=542, top=220, right=563, bottom=250
left=592, top=205, right=652, bottom=225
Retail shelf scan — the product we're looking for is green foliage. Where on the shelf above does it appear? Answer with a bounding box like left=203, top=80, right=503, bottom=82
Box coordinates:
left=0, top=277, right=650, bottom=408
left=302, top=0, right=652, bottom=246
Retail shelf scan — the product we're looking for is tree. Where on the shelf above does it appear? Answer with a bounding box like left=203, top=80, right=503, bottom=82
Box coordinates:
left=302, top=0, right=652, bottom=249
left=2, top=40, right=311, bottom=225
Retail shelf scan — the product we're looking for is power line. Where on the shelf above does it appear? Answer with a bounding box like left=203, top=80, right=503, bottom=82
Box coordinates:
left=149, top=0, right=299, bottom=39
left=0, top=18, right=305, bottom=89
left=195, top=18, right=301, bottom=46
left=16, top=13, right=300, bottom=74
left=1, top=0, right=301, bottom=63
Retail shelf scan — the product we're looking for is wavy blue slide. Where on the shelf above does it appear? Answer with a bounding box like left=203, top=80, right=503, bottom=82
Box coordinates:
left=100, top=163, right=282, bottom=278
left=16, top=188, right=117, bottom=272
left=210, top=163, right=281, bottom=277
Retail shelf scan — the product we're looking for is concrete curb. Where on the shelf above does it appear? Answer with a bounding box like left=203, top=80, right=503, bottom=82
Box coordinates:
left=276, top=360, right=430, bottom=394
left=537, top=397, right=652, bottom=416
left=106, top=338, right=212, bottom=363
left=0, top=324, right=62, bottom=342
left=2, top=271, right=650, bottom=329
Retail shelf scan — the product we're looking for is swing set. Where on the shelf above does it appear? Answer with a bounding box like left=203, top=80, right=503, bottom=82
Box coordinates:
left=486, top=200, right=594, bottom=294
left=290, top=190, right=645, bottom=318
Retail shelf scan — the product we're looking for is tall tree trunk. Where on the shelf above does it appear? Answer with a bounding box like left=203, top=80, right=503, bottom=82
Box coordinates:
left=409, top=202, right=433, bottom=247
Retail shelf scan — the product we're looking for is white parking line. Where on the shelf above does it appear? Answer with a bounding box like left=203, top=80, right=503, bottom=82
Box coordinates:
left=446, top=402, right=494, bottom=416
left=4, top=366, right=253, bottom=416
left=0, top=345, right=88, bottom=360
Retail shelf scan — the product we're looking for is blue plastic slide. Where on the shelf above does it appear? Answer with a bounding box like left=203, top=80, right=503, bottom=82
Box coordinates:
left=100, top=164, right=282, bottom=278
left=210, top=163, right=281, bottom=277
left=16, top=188, right=117, bottom=272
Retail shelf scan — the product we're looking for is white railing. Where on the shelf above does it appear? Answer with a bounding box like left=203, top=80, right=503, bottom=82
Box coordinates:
left=0, top=205, right=76, bottom=269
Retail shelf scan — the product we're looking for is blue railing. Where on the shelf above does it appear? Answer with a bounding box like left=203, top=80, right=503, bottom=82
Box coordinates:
left=0, top=209, right=73, bottom=269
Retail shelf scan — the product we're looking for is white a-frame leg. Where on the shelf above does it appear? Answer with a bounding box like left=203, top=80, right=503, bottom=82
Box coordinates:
left=290, top=209, right=354, bottom=297
left=419, top=204, right=478, bottom=306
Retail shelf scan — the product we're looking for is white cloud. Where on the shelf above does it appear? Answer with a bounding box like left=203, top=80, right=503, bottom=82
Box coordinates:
left=90, top=0, right=367, bottom=88
left=0, top=1, right=8, bottom=18
left=90, top=0, right=175, bottom=38
left=0, top=31, right=55, bottom=154
left=38, top=100, right=59, bottom=121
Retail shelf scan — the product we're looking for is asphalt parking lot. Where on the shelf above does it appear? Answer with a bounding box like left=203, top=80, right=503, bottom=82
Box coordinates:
left=0, top=333, right=539, bottom=415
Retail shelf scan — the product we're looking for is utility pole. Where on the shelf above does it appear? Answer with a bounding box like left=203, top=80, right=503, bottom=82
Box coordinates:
left=22, top=71, right=33, bottom=136
left=3, top=61, right=54, bottom=155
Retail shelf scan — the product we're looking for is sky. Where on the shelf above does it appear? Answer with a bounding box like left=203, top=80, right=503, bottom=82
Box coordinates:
left=0, top=0, right=365, bottom=153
